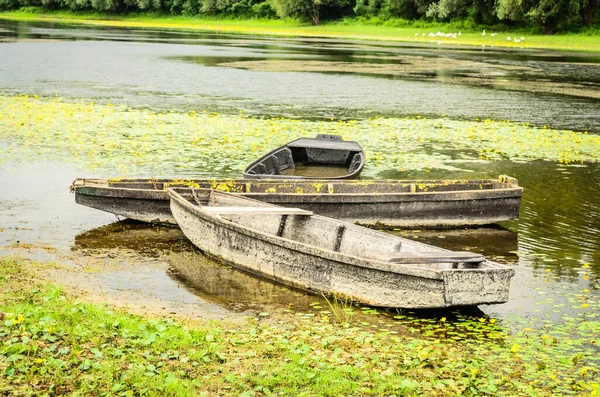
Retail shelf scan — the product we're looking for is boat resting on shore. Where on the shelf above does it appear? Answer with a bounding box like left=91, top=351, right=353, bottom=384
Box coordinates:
left=243, top=134, right=365, bottom=179
left=168, top=187, right=515, bottom=308
left=72, top=176, right=522, bottom=228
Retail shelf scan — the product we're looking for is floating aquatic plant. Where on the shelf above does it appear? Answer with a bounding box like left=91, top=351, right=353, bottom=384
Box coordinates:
left=0, top=95, right=598, bottom=178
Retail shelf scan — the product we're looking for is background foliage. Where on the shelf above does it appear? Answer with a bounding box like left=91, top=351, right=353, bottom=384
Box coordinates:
left=1, top=0, right=599, bottom=32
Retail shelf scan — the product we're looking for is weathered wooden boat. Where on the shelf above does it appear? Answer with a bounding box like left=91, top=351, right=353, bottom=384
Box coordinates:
left=72, top=176, right=522, bottom=228
left=168, top=187, right=515, bottom=308
left=243, top=134, right=365, bottom=179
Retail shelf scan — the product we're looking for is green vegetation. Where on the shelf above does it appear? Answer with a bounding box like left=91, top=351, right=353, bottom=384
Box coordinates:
left=1, top=95, right=599, bottom=177
left=1, top=256, right=599, bottom=395
left=2, top=11, right=600, bottom=52
left=1, top=0, right=600, bottom=34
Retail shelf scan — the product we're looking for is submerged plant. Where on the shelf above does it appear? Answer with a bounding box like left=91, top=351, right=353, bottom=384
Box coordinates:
left=321, top=292, right=357, bottom=324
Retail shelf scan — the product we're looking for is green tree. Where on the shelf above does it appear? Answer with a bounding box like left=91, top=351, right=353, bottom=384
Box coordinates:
left=272, top=0, right=333, bottom=24
left=496, top=0, right=529, bottom=23
left=426, top=0, right=470, bottom=19
left=496, top=0, right=583, bottom=33
left=580, top=0, right=598, bottom=25
left=425, top=0, right=496, bottom=22
left=527, top=0, right=580, bottom=33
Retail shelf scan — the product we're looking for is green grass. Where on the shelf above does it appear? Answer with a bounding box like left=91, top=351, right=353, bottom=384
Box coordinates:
left=1, top=256, right=599, bottom=396
left=1, top=10, right=600, bottom=52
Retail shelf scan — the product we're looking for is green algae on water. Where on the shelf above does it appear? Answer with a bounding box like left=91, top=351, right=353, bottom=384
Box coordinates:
left=0, top=95, right=598, bottom=177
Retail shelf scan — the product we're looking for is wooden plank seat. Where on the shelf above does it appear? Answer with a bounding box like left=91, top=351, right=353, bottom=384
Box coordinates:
left=203, top=206, right=313, bottom=216
left=368, top=251, right=486, bottom=264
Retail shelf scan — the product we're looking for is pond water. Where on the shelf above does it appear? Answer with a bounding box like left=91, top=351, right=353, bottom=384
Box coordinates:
left=0, top=20, right=598, bottom=335
left=1, top=19, right=600, bottom=131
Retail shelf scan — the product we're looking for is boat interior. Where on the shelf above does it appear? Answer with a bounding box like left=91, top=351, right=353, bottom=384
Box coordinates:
left=178, top=188, right=487, bottom=270
left=244, top=146, right=364, bottom=177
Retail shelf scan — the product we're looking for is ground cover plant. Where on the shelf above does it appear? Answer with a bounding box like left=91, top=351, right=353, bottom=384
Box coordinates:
left=1, top=256, right=599, bottom=396
left=1, top=94, right=599, bottom=178
left=1, top=11, right=600, bottom=52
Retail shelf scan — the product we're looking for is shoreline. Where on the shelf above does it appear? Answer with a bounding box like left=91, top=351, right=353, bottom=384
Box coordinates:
left=2, top=12, right=600, bottom=52
left=1, top=256, right=598, bottom=395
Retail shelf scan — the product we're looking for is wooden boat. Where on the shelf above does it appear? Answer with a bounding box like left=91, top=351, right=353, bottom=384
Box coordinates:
left=167, top=187, right=515, bottom=308
left=243, top=134, right=365, bottom=179
left=72, top=176, right=522, bottom=228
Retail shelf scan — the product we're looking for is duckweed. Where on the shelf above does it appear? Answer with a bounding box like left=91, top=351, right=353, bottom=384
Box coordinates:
left=0, top=95, right=598, bottom=178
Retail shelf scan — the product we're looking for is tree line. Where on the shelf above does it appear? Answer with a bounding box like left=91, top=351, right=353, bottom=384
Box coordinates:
left=1, top=0, right=598, bottom=33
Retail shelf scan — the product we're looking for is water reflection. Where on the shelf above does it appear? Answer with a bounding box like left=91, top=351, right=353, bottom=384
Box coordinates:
left=169, top=250, right=318, bottom=312
left=73, top=220, right=192, bottom=257
left=73, top=220, right=320, bottom=312
left=389, top=226, right=518, bottom=263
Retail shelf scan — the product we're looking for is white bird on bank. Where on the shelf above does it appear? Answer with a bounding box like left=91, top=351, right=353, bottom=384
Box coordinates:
left=482, top=30, right=486, bottom=36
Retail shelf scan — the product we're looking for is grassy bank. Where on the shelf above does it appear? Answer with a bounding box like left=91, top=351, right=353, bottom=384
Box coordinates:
left=2, top=10, right=600, bottom=52
left=0, top=256, right=598, bottom=396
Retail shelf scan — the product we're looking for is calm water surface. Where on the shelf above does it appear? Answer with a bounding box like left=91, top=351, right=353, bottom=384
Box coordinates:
left=1, top=20, right=600, bottom=131
left=0, top=20, right=598, bottom=329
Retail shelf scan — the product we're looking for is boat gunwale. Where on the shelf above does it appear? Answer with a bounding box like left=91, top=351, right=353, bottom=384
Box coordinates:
left=74, top=176, right=520, bottom=188
left=75, top=180, right=523, bottom=202
left=167, top=187, right=510, bottom=282
left=81, top=177, right=518, bottom=186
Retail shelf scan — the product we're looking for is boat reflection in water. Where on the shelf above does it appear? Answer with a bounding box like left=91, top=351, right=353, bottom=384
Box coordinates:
left=72, top=220, right=318, bottom=311
left=388, top=226, right=519, bottom=264
left=72, top=220, right=192, bottom=257
left=169, top=250, right=318, bottom=312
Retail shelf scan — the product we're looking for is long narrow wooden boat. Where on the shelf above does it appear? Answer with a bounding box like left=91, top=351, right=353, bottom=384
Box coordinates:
left=243, top=134, right=365, bottom=179
left=168, top=188, right=515, bottom=308
left=72, top=176, right=522, bottom=228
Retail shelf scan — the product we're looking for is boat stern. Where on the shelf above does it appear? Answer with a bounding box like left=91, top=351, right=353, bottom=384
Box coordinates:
left=441, top=266, right=515, bottom=306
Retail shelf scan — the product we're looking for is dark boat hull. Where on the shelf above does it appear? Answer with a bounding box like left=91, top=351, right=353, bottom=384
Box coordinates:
left=73, top=176, right=522, bottom=228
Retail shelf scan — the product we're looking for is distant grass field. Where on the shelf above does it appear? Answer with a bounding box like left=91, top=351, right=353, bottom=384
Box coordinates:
left=2, top=11, right=600, bottom=52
